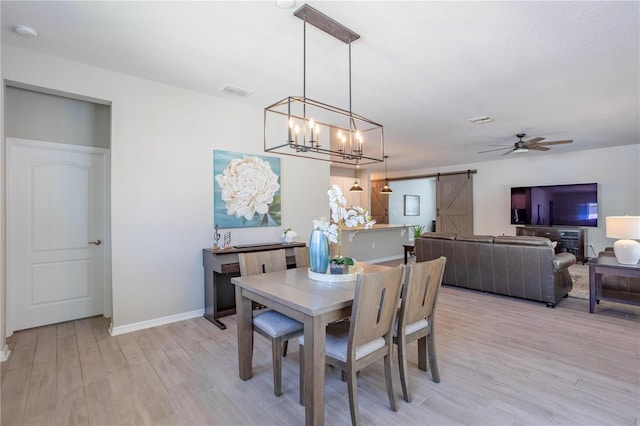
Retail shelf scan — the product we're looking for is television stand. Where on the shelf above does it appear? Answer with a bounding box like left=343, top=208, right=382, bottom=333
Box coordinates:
left=516, top=226, right=587, bottom=263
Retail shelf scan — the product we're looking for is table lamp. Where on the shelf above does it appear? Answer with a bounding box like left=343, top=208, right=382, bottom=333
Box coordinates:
left=605, top=216, right=640, bottom=265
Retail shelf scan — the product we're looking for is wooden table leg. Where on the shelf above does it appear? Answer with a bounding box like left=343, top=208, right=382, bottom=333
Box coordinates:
left=236, top=286, right=253, bottom=380
left=589, top=266, right=596, bottom=314
left=304, top=315, right=326, bottom=426
left=403, top=245, right=414, bottom=264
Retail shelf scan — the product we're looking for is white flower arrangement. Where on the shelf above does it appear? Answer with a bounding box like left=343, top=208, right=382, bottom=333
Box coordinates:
left=215, top=156, right=280, bottom=221
left=282, top=228, right=297, bottom=242
left=313, top=184, right=376, bottom=265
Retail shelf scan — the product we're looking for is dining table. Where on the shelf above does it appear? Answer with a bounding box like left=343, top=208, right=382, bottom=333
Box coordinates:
left=231, top=263, right=390, bottom=426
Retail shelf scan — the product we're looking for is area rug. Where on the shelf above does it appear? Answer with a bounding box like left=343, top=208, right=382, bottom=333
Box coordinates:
left=568, top=264, right=589, bottom=300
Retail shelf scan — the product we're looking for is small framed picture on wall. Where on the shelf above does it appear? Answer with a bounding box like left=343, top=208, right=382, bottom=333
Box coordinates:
left=404, top=195, right=420, bottom=216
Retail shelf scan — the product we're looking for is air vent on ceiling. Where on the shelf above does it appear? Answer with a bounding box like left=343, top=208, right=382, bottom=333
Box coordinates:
left=222, top=85, right=254, bottom=97
left=468, top=115, right=493, bottom=124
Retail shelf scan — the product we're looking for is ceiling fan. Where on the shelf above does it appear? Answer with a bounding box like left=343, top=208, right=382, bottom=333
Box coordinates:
left=478, top=133, right=573, bottom=156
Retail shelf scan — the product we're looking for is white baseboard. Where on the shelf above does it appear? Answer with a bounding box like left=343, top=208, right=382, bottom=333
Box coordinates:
left=0, top=344, right=11, bottom=362
left=109, top=309, right=205, bottom=336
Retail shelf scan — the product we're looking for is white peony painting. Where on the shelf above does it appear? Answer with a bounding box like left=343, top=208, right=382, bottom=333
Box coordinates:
left=214, top=150, right=281, bottom=228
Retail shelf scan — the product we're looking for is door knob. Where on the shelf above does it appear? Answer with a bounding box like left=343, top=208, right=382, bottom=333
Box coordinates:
left=89, top=239, right=102, bottom=246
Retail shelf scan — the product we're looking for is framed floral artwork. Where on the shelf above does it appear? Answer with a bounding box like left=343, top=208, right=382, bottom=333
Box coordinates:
left=214, top=150, right=281, bottom=228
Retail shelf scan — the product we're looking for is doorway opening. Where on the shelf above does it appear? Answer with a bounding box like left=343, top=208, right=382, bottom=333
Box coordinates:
left=4, top=84, right=112, bottom=335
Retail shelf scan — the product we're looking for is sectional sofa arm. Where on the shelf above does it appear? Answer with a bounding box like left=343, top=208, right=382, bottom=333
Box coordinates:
left=553, top=252, right=577, bottom=271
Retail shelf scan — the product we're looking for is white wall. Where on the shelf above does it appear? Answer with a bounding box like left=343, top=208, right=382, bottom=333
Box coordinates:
left=5, top=86, right=111, bottom=148
left=383, top=144, right=640, bottom=254
left=387, top=178, right=436, bottom=230
left=1, top=45, right=329, bottom=335
left=2, top=43, right=639, bottom=346
left=329, top=166, right=369, bottom=208
left=0, top=42, right=7, bottom=361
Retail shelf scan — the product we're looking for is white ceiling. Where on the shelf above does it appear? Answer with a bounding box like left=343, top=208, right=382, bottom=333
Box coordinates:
left=2, top=1, right=638, bottom=174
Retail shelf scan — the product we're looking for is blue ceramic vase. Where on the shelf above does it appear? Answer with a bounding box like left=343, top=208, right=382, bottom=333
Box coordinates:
left=309, top=229, right=330, bottom=273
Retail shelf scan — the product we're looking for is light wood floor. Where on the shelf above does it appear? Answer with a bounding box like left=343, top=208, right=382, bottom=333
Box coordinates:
left=2, top=286, right=639, bottom=425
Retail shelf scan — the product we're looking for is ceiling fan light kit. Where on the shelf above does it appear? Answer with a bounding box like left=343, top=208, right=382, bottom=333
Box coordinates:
left=264, top=4, right=385, bottom=166
left=478, top=132, right=573, bottom=156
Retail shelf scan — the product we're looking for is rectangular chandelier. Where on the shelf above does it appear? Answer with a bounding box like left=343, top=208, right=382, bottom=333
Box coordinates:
left=264, top=4, right=385, bottom=166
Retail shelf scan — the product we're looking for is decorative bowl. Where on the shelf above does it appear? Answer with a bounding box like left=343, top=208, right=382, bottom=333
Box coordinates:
left=308, top=265, right=363, bottom=282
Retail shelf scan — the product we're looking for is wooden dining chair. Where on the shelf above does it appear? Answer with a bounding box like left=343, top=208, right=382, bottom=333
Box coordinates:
left=238, top=249, right=304, bottom=397
left=299, top=266, right=404, bottom=425
left=393, top=256, right=446, bottom=403
left=294, top=246, right=310, bottom=269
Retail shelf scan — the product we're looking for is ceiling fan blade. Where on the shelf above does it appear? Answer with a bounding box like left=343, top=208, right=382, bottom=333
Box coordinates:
left=487, top=144, right=513, bottom=147
left=528, top=145, right=550, bottom=151
left=534, top=139, right=573, bottom=146
left=477, top=147, right=512, bottom=154
left=501, top=149, right=513, bottom=156
left=523, top=137, right=545, bottom=146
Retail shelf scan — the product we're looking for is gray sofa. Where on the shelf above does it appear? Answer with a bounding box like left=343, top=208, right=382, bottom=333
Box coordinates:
left=414, top=233, right=576, bottom=307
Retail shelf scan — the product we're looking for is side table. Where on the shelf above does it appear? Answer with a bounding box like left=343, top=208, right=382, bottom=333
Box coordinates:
left=403, top=244, right=415, bottom=264
left=588, top=256, right=640, bottom=313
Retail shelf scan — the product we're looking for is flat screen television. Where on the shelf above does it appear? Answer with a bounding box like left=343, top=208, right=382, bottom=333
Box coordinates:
left=510, top=183, right=598, bottom=227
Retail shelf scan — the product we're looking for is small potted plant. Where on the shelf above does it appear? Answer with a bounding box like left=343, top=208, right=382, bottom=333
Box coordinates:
left=410, top=224, right=425, bottom=241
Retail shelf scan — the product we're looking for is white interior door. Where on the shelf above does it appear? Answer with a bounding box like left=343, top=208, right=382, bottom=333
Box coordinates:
left=7, top=138, right=108, bottom=333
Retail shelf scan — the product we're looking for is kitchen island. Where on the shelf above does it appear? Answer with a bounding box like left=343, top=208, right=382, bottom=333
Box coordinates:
left=338, top=224, right=413, bottom=263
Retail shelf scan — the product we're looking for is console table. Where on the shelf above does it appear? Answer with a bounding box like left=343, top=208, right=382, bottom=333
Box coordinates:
left=516, top=226, right=587, bottom=263
left=202, top=242, right=305, bottom=329
left=588, top=256, right=640, bottom=313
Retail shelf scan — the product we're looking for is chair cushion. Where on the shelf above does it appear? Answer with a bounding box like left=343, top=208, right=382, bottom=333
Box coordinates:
left=298, top=321, right=385, bottom=362
left=393, top=318, right=428, bottom=337
left=253, top=310, right=303, bottom=337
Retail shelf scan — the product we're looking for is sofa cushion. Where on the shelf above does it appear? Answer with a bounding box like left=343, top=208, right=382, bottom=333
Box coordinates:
left=494, top=235, right=553, bottom=247
left=456, top=235, right=495, bottom=243
left=419, top=232, right=457, bottom=240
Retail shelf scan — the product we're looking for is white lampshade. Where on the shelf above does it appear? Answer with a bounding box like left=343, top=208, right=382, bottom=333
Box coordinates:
left=606, top=216, right=640, bottom=239
left=605, top=216, right=640, bottom=265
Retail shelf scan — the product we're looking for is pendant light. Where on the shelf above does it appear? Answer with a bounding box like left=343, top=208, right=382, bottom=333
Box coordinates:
left=263, top=4, right=385, bottom=167
left=349, top=162, right=363, bottom=192
left=380, top=155, right=393, bottom=194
